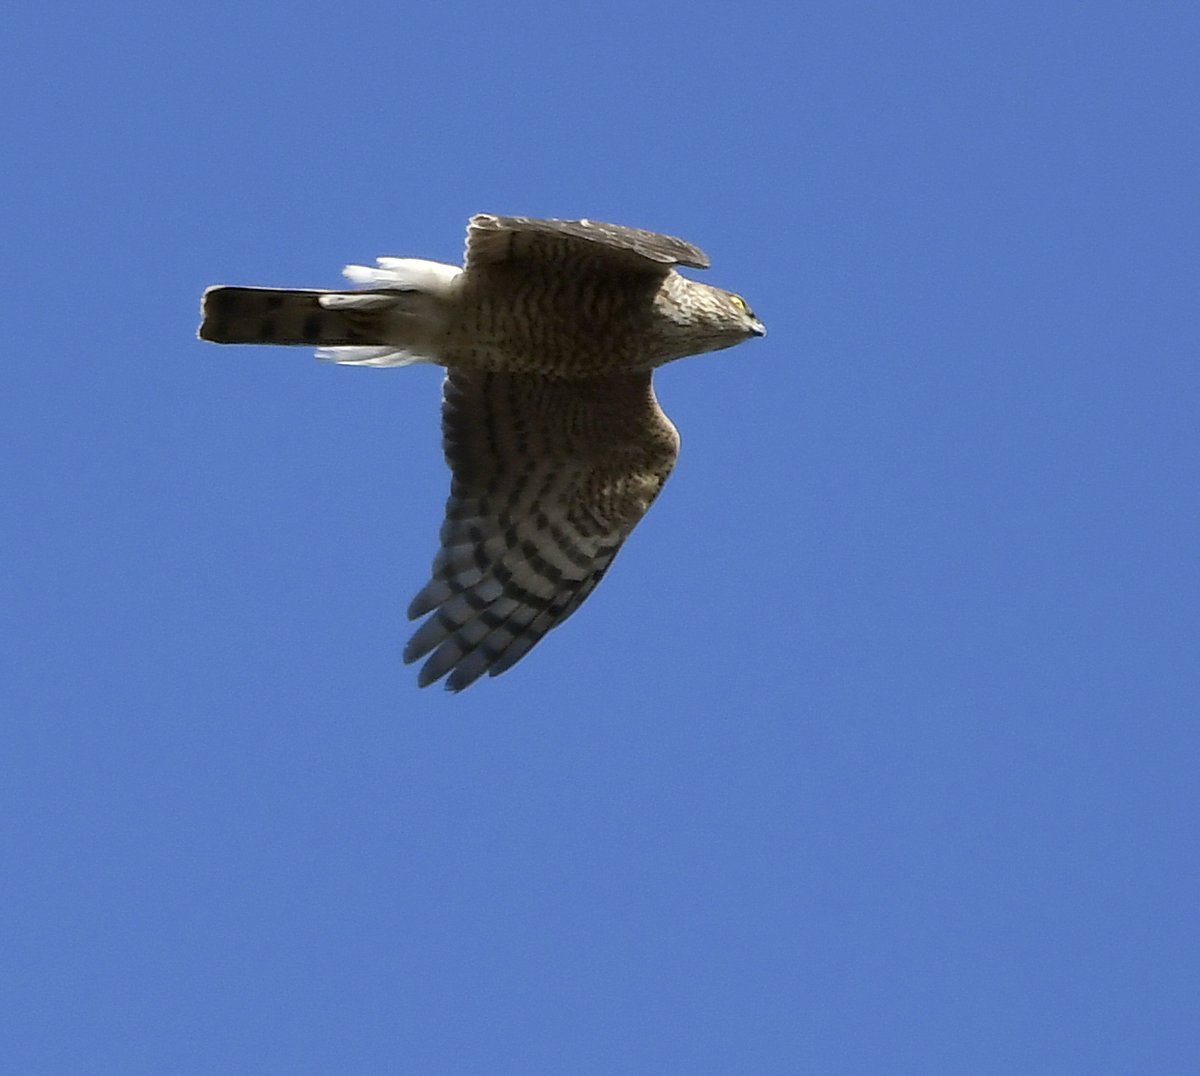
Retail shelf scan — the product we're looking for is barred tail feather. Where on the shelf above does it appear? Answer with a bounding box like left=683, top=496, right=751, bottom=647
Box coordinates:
left=199, top=286, right=389, bottom=347
left=198, top=258, right=461, bottom=364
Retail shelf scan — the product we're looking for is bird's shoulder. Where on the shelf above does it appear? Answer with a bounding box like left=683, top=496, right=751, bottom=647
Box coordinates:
left=463, top=214, right=710, bottom=276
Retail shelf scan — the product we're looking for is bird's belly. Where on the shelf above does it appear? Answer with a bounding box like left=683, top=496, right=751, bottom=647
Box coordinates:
left=444, top=285, right=661, bottom=376
left=440, top=337, right=649, bottom=376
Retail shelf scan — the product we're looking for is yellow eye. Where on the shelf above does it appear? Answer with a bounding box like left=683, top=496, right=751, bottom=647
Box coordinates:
left=730, top=294, right=758, bottom=321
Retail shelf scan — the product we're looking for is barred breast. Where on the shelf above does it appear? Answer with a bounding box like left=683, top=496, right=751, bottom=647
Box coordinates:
left=442, top=268, right=672, bottom=376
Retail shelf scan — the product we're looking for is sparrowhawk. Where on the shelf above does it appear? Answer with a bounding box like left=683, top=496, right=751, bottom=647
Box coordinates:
left=199, top=214, right=764, bottom=691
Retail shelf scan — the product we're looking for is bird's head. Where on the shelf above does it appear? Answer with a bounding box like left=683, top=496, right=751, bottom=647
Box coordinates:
left=688, top=282, right=766, bottom=351
left=717, top=288, right=766, bottom=341
left=653, top=274, right=765, bottom=363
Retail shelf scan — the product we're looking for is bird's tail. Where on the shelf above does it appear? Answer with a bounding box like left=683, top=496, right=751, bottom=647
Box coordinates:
left=198, top=286, right=392, bottom=347
left=198, top=258, right=463, bottom=367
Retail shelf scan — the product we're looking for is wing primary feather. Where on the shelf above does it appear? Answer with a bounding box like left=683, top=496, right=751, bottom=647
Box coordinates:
left=405, top=368, right=678, bottom=689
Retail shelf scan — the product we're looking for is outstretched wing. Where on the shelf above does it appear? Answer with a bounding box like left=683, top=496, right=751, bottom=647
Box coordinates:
left=405, top=368, right=680, bottom=691
left=464, top=214, right=710, bottom=277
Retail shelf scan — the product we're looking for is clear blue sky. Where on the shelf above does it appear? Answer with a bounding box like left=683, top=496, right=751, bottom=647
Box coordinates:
left=3, top=3, right=1197, bottom=1072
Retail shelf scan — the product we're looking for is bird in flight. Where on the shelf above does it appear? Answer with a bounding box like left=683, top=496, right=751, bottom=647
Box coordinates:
left=199, top=214, right=765, bottom=690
